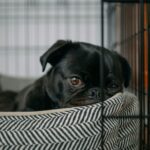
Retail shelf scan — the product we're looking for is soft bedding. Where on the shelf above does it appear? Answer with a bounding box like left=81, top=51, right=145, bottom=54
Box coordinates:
left=0, top=92, right=139, bottom=150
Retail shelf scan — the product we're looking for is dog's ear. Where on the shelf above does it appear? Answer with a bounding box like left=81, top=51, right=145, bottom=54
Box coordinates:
left=119, top=55, right=131, bottom=88
left=40, top=40, right=72, bottom=71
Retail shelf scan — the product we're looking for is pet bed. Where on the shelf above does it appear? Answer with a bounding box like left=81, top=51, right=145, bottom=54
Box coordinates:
left=0, top=92, right=139, bottom=150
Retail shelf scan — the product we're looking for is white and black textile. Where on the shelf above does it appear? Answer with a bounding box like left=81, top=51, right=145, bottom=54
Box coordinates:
left=0, top=92, right=139, bottom=150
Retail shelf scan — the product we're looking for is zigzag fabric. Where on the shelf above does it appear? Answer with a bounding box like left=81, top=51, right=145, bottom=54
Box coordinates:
left=0, top=92, right=139, bottom=150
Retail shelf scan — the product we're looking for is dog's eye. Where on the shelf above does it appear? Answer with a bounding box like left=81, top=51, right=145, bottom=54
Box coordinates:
left=69, top=77, right=84, bottom=87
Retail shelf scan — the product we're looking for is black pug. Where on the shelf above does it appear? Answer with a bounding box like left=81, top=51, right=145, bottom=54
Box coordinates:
left=4, top=40, right=131, bottom=111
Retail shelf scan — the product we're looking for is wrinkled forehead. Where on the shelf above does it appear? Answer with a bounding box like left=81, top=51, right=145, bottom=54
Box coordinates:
left=60, top=44, right=120, bottom=75
left=68, top=44, right=119, bottom=68
left=64, top=45, right=100, bottom=67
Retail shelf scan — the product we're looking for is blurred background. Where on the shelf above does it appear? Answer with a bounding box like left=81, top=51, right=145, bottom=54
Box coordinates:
left=0, top=0, right=149, bottom=149
left=0, top=0, right=108, bottom=77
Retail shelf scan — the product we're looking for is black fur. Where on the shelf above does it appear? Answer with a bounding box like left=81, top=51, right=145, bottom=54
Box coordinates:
left=0, top=40, right=131, bottom=111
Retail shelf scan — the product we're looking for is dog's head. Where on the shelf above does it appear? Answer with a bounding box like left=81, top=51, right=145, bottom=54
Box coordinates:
left=40, top=40, right=131, bottom=108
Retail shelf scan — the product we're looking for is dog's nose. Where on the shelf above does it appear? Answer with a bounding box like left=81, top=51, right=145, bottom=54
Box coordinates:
left=88, top=88, right=101, bottom=99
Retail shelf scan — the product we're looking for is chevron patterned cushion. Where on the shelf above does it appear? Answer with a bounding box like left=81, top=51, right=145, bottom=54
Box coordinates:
left=0, top=92, right=139, bottom=150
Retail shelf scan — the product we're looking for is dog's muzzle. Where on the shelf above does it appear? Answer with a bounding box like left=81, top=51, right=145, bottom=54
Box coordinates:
left=88, top=88, right=101, bottom=99
left=88, top=88, right=108, bottom=101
